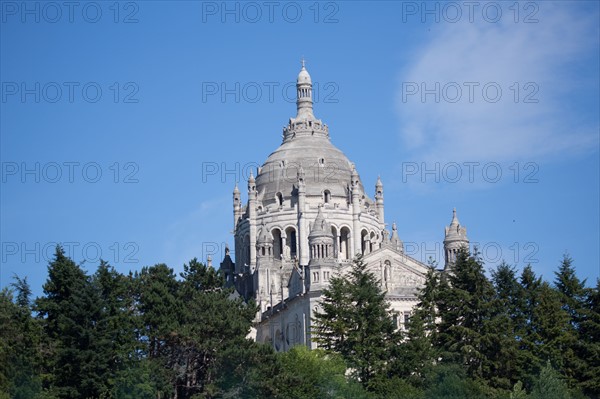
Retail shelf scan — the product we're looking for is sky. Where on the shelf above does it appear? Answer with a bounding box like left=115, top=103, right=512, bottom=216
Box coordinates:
left=1, top=0, right=599, bottom=297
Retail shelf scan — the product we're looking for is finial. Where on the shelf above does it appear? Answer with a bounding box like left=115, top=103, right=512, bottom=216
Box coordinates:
left=392, top=222, right=397, bottom=231
left=450, top=208, right=460, bottom=226
left=301, top=56, right=305, bottom=69
left=225, top=244, right=230, bottom=255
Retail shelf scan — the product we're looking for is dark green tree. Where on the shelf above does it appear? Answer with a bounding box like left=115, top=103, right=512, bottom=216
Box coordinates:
left=0, top=280, right=43, bottom=399
left=435, top=249, right=494, bottom=381
left=392, top=262, right=439, bottom=387
left=313, top=254, right=400, bottom=389
left=553, top=254, right=589, bottom=389
left=173, top=258, right=258, bottom=398
left=92, top=261, right=139, bottom=397
left=482, top=262, right=524, bottom=389
left=35, top=246, right=107, bottom=398
left=578, top=279, right=600, bottom=396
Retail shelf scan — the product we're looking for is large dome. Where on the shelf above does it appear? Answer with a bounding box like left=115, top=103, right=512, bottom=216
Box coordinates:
left=255, top=135, right=366, bottom=205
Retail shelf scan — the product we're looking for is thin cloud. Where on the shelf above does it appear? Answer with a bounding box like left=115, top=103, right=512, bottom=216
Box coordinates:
left=396, top=3, right=599, bottom=164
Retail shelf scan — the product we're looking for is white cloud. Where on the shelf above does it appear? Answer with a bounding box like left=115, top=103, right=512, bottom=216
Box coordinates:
left=396, top=2, right=599, bottom=164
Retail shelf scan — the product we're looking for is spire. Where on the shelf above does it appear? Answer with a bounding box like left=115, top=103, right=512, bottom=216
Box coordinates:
left=376, top=175, right=383, bottom=188
left=444, top=208, right=469, bottom=269
left=233, top=182, right=240, bottom=194
left=390, top=222, right=403, bottom=252
left=296, top=60, right=314, bottom=119
left=450, top=207, right=459, bottom=227
left=309, top=206, right=332, bottom=239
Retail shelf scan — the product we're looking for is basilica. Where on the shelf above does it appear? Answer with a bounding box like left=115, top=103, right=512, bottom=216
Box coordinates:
left=219, top=63, right=470, bottom=351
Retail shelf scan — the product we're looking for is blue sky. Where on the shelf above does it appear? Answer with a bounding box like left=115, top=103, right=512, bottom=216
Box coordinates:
left=1, top=1, right=599, bottom=296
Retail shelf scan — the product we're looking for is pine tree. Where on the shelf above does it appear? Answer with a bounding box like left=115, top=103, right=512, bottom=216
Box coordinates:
left=393, top=262, right=439, bottom=387
left=517, top=264, right=545, bottom=388
left=313, top=254, right=400, bottom=389
left=482, top=262, right=524, bottom=389
left=578, top=279, right=600, bottom=396
left=553, top=254, right=589, bottom=389
left=35, top=246, right=107, bottom=398
left=174, top=258, right=258, bottom=397
left=531, top=361, right=572, bottom=399
left=92, top=261, right=138, bottom=397
left=0, top=282, right=43, bottom=399
left=436, top=249, right=494, bottom=381
left=531, top=282, right=571, bottom=378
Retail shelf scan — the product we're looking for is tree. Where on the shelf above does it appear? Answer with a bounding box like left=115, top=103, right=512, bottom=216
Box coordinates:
left=35, top=246, right=108, bottom=398
left=173, top=258, right=258, bottom=398
left=530, top=361, right=571, bottom=399
left=277, top=345, right=369, bottom=399
left=436, top=249, right=494, bottom=381
left=313, top=254, right=400, bottom=389
left=553, top=254, right=589, bottom=389
left=92, top=261, right=138, bottom=397
left=578, top=279, right=600, bottom=396
left=0, top=283, right=43, bottom=399
left=515, top=265, right=540, bottom=380
left=395, top=261, right=440, bottom=387
left=482, top=262, right=525, bottom=389
left=423, top=363, right=488, bottom=399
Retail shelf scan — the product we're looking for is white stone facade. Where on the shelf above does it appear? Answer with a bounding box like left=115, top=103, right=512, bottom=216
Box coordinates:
left=219, top=63, right=470, bottom=350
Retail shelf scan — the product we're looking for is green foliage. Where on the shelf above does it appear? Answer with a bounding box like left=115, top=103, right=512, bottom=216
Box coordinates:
left=530, top=361, right=572, bottom=399
left=313, top=254, right=400, bottom=388
left=423, top=363, right=489, bottom=399
left=436, top=249, right=494, bottom=379
left=3, top=244, right=597, bottom=398
left=277, top=345, right=368, bottom=399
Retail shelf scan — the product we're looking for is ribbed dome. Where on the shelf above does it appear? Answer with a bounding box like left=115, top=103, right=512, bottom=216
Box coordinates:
left=255, top=135, right=366, bottom=205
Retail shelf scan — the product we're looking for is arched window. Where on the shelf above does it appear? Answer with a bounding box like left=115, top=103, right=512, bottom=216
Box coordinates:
left=323, top=189, right=331, bottom=204
left=276, top=192, right=283, bottom=207
left=272, top=229, right=282, bottom=259
left=340, top=227, right=350, bottom=259
left=285, top=227, right=297, bottom=258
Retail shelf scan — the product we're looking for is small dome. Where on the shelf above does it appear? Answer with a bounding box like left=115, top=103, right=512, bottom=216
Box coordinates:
left=297, top=65, right=312, bottom=85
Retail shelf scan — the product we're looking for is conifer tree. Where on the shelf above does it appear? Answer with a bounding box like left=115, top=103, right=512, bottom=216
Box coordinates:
left=436, top=249, right=494, bottom=381
left=553, top=254, right=589, bottom=388
left=35, top=246, right=106, bottom=398
left=578, top=279, right=600, bottom=396
left=483, top=262, right=524, bottom=389
left=313, top=254, right=400, bottom=389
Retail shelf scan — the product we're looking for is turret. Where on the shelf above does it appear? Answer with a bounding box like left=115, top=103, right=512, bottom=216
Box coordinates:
left=351, top=164, right=361, bottom=256
left=248, top=172, right=257, bottom=272
left=296, top=59, right=314, bottom=120
left=375, top=176, right=384, bottom=225
left=297, top=166, right=308, bottom=266
left=219, top=245, right=235, bottom=287
left=308, top=207, right=334, bottom=261
left=444, top=208, right=469, bottom=269
left=308, top=207, right=335, bottom=292
left=233, top=183, right=241, bottom=231
left=390, top=222, right=403, bottom=253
